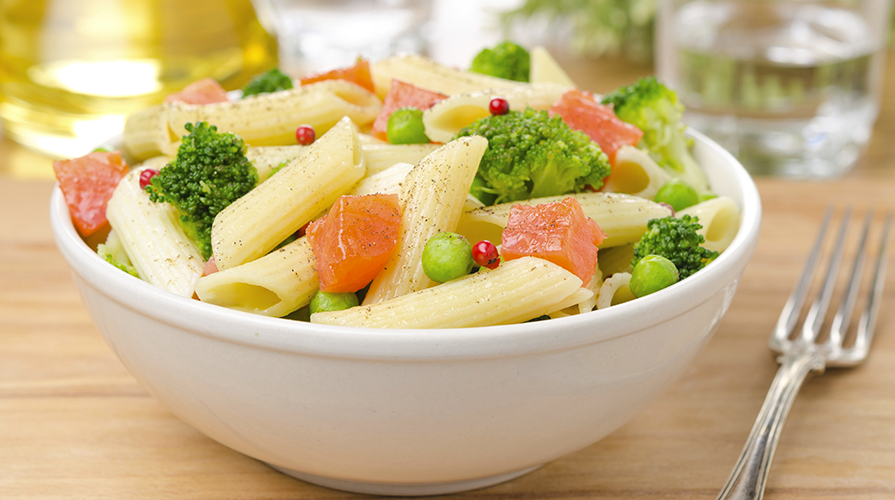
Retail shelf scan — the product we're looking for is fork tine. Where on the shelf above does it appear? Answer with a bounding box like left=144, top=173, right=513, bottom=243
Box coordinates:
left=844, top=211, right=893, bottom=364
left=799, top=206, right=852, bottom=343
left=827, top=211, right=872, bottom=354
left=771, top=206, right=834, bottom=349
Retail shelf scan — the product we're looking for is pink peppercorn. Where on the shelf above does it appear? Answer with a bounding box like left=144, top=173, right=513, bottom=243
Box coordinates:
left=472, top=240, right=500, bottom=270
left=139, top=168, right=159, bottom=189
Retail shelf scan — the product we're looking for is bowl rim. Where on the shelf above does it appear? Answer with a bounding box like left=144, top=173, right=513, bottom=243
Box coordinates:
left=51, top=129, right=762, bottom=361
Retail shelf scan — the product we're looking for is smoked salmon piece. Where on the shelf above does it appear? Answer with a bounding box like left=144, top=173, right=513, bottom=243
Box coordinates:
left=500, top=197, right=605, bottom=286
left=164, top=78, right=230, bottom=105
left=53, top=151, right=129, bottom=238
left=300, top=58, right=376, bottom=94
left=306, top=194, right=402, bottom=293
left=549, top=89, right=643, bottom=164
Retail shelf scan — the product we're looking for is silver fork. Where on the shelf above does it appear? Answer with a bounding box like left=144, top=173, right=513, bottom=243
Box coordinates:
left=716, top=206, right=893, bottom=500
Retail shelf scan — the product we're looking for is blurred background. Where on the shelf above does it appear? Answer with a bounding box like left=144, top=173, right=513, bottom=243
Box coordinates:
left=0, top=0, right=537, bottom=168
left=0, top=0, right=891, bottom=179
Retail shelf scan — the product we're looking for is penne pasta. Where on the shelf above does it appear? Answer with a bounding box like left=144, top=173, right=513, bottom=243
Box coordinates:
left=578, top=266, right=604, bottom=314
left=548, top=288, right=597, bottom=319
left=250, top=143, right=441, bottom=182
left=597, top=244, right=635, bottom=277
left=168, top=80, right=381, bottom=148
left=456, top=192, right=672, bottom=249
left=362, top=136, right=488, bottom=305
left=124, top=80, right=382, bottom=160
left=360, top=143, right=441, bottom=175
left=123, top=105, right=172, bottom=162
left=602, top=145, right=671, bottom=199
left=247, top=145, right=308, bottom=182
left=106, top=166, right=205, bottom=297
left=358, top=133, right=387, bottom=145
left=99, top=48, right=734, bottom=326
left=312, top=257, right=584, bottom=328
left=194, top=237, right=318, bottom=317
left=370, top=54, right=528, bottom=99
left=596, top=272, right=635, bottom=310
left=211, top=117, right=366, bottom=270
left=349, top=162, right=415, bottom=197
left=529, top=46, right=577, bottom=87
left=422, top=83, right=572, bottom=143
left=550, top=267, right=604, bottom=318
left=678, top=196, right=741, bottom=253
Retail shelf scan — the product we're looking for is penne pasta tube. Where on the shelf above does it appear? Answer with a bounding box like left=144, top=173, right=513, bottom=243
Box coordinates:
left=318, top=162, right=468, bottom=220
left=358, top=133, right=387, bottom=145
left=123, top=105, right=172, bottom=162
left=124, top=80, right=382, bottom=160
left=456, top=192, right=672, bottom=249
left=194, top=237, right=318, bottom=317
left=167, top=80, right=382, bottom=148
left=363, top=135, right=488, bottom=305
left=211, top=117, right=366, bottom=270
left=247, top=146, right=308, bottom=182
left=578, top=266, right=604, bottom=314
left=548, top=288, right=596, bottom=319
left=678, top=196, right=740, bottom=253
left=250, top=143, right=441, bottom=181
left=597, top=244, right=635, bottom=277
left=596, top=272, right=635, bottom=310
left=602, top=145, right=671, bottom=200
left=422, top=83, right=572, bottom=143
left=530, top=46, right=577, bottom=87
left=106, top=167, right=205, bottom=297
left=312, top=257, right=584, bottom=328
left=348, top=164, right=489, bottom=203
left=349, top=162, right=415, bottom=196
left=360, top=143, right=441, bottom=174
left=370, top=54, right=528, bottom=99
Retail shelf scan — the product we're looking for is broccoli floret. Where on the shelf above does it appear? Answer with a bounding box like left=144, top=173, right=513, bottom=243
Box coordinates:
left=97, top=230, right=139, bottom=278
left=102, top=252, right=139, bottom=278
left=601, top=77, right=709, bottom=193
left=470, top=41, right=531, bottom=82
left=632, top=215, right=719, bottom=279
left=454, top=107, right=610, bottom=205
left=241, top=68, right=294, bottom=97
left=146, top=122, right=258, bottom=259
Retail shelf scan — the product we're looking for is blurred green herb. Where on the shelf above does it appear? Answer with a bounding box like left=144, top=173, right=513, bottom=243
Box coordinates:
left=503, top=0, right=658, bottom=62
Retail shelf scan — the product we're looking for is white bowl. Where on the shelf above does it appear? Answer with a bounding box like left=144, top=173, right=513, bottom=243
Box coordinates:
left=51, top=131, right=761, bottom=496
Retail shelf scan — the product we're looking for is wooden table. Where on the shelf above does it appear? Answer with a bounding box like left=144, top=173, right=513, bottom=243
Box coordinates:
left=2, top=51, right=895, bottom=500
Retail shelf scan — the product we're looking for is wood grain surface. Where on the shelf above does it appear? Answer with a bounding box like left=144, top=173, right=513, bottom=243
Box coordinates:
left=2, top=49, right=895, bottom=500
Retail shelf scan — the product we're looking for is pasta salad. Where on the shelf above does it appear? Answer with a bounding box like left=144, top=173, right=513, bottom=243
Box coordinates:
left=53, top=43, right=741, bottom=328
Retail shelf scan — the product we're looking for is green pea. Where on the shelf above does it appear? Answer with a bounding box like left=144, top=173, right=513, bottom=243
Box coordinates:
left=422, top=232, right=474, bottom=283
left=92, top=146, right=113, bottom=153
left=654, top=178, right=699, bottom=211
left=630, top=254, right=679, bottom=298
left=310, top=290, right=359, bottom=314
left=387, top=107, right=430, bottom=145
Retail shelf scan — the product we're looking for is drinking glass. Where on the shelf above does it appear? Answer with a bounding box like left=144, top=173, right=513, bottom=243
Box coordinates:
left=656, top=0, right=892, bottom=178
left=256, top=0, right=433, bottom=76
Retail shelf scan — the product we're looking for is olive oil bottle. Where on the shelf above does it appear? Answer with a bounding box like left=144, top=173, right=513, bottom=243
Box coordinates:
left=0, top=0, right=277, bottom=157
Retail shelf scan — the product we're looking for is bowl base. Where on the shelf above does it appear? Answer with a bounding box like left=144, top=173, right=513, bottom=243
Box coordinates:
left=266, top=463, right=544, bottom=496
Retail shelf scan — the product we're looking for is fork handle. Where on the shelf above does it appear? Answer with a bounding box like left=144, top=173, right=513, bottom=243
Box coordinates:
left=716, top=349, right=826, bottom=500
